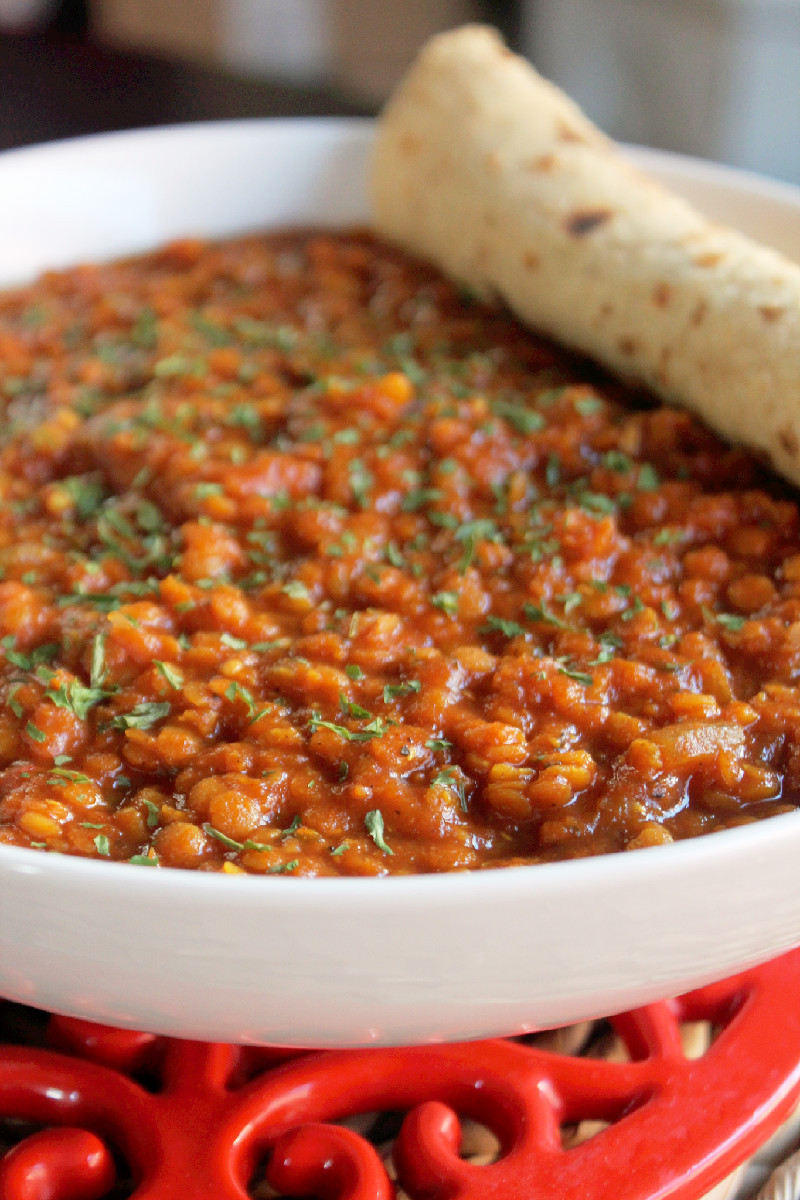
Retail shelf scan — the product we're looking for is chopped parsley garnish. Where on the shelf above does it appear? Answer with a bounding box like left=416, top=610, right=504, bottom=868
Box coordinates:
left=432, top=592, right=459, bottom=617
left=220, top=633, right=248, bottom=650
left=267, top=859, right=299, bottom=874
left=310, top=713, right=386, bottom=742
left=90, top=634, right=106, bottom=688
left=574, top=395, right=604, bottom=416
left=545, top=455, right=561, bottom=488
left=492, top=400, right=545, bottom=435
left=603, top=450, right=632, bottom=473
left=1, top=637, right=59, bottom=671
left=94, top=834, right=110, bottom=857
left=383, top=680, right=421, bottom=702
left=282, top=580, right=311, bottom=602
left=714, top=612, right=746, bottom=632
left=142, top=799, right=161, bottom=829
left=339, top=694, right=372, bottom=720
left=637, top=464, right=661, bottom=491
left=281, top=814, right=302, bottom=839
left=524, top=601, right=570, bottom=629
left=155, top=661, right=184, bottom=690
left=482, top=616, right=526, bottom=639
left=653, top=528, right=685, bottom=546
left=49, top=767, right=92, bottom=785
left=204, top=824, right=244, bottom=851
left=348, top=459, right=374, bottom=508
left=557, top=666, right=594, bottom=686
left=432, top=768, right=468, bottom=812
left=365, top=809, right=394, bottom=855
left=402, top=487, right=444, bottom=513
left=111, top=701, right=171, bottom=730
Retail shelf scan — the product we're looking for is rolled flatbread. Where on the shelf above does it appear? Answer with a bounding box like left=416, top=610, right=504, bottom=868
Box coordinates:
left=370, top=25, right=800, bottom=486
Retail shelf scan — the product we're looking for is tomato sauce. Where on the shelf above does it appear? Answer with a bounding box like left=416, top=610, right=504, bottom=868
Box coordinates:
left=0, top=230, right=798, bottom=874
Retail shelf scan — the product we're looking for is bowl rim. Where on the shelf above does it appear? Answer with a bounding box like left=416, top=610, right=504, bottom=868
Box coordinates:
left=0, top=115, right=799, bottom=902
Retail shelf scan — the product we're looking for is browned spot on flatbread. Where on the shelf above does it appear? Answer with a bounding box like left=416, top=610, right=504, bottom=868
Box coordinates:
left=652, top=283, right=671, bottom=307
left=523, top=251, right=540, bottom=271
left=779, top=426, right=800, bottom=457
left=529, top=154, right=556, bottom=172
left=564, top=209, right=612, bottom=238
left=398, top=132, right=420, bottom=155
left=695, top=251, right=724, bottom=268
left=759, top=305, right=785, bottom=323
left=691, top=300, right=708, bottom=327
left=557, top=121, right=587, bottom=144
left=592, top=302, right=615, bottom=328
left=618, top=337, right=637, bottom=356
left=486, top=150, right=502, bottom=174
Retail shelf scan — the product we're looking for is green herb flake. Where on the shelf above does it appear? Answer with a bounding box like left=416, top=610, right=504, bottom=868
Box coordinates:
left=492, top=400, right=545, bottom=435
left=524, top=601, right=570, bottom=630
left=154, top=354, right=206, bottom=378
left=49, top=767, right=92, bottom=785
left=310, top=714, right=383, bottom=743
left=383, top=680, right=422, bottom=702
left=715, top=612, right=746, bottom=632
left=142, top=799, right=161, bottom=829
left=45, top=680, right=109, bottom=722
left=129, top=852, right=159, bottom=866
left=557, top=666, right=594, bottom=686
left=203, top=824, right=244, bottom=852
left=425, top=738, right=452, bottom=752
left=482, top=616, right=527, bottom=638
left=220, top=633, right=248, bottom=650
left=431, top=591, right=459, bottom=617
left=574, top=395, right=604, bottom=416
left=653, top=528, right=685, bottom=546
left=330, top=842, right=349, bottom=856
left=365, top=809, right=394, bottom=855
left=282, top=580, right=311, bottom=603
left=25, top=722, right=47, bottom=743
left=111, top=701, right=171, bottom=730
left=155, top=661, right=183, bottom=690
left=603, top=450, right=632, bottom=473
left=90, top=634, right=106, bottom=688
left=432, top=767, right=469, bottom=811
left=401, top=487, right=444, bottom=513
left=194, top=482, right=224, bottom=501
left=637, top=464, right=661, bottom=491
left=131, top=307, right=158, bottom=349
left=345, top=664, right=364, bottom=681
left=545, top=454, right=561, bottom=488
left=267, top=858, right=299, bottom=874
left=281, top=814, right=302, bottom=839
left=94, top=834, right=110, bottom=857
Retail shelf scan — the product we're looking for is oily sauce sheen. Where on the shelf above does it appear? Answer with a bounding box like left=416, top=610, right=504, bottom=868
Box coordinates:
left=0, top=229, right=798, bottom=875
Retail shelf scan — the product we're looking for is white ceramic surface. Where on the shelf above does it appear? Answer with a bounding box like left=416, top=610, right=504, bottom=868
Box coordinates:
left=1, top=120, right=799, bottom=1047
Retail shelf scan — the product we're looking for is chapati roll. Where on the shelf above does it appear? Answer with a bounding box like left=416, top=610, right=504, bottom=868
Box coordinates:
left=370, top=25, right=800, bottom=486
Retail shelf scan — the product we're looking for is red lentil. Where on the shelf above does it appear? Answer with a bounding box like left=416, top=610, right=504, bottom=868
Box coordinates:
left=0, top=229, right=798, bottom=875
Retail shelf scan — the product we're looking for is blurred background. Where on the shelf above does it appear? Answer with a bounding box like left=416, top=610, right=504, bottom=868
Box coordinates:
left=0, top=0, right=798, bottom=183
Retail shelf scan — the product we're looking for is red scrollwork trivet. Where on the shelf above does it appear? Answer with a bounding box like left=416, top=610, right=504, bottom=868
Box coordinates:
left=2, top=950, right=800, bottom=1199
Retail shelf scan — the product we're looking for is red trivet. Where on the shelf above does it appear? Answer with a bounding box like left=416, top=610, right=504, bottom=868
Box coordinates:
left=2, top=951, right=800, bottom=1200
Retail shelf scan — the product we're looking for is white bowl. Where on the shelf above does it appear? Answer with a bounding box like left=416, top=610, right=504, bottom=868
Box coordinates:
left=1, top=120, right=799, bottom=1047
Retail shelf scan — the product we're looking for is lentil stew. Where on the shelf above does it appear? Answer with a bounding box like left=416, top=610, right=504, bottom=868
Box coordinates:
left=0, top=229, right=798, bottom=875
